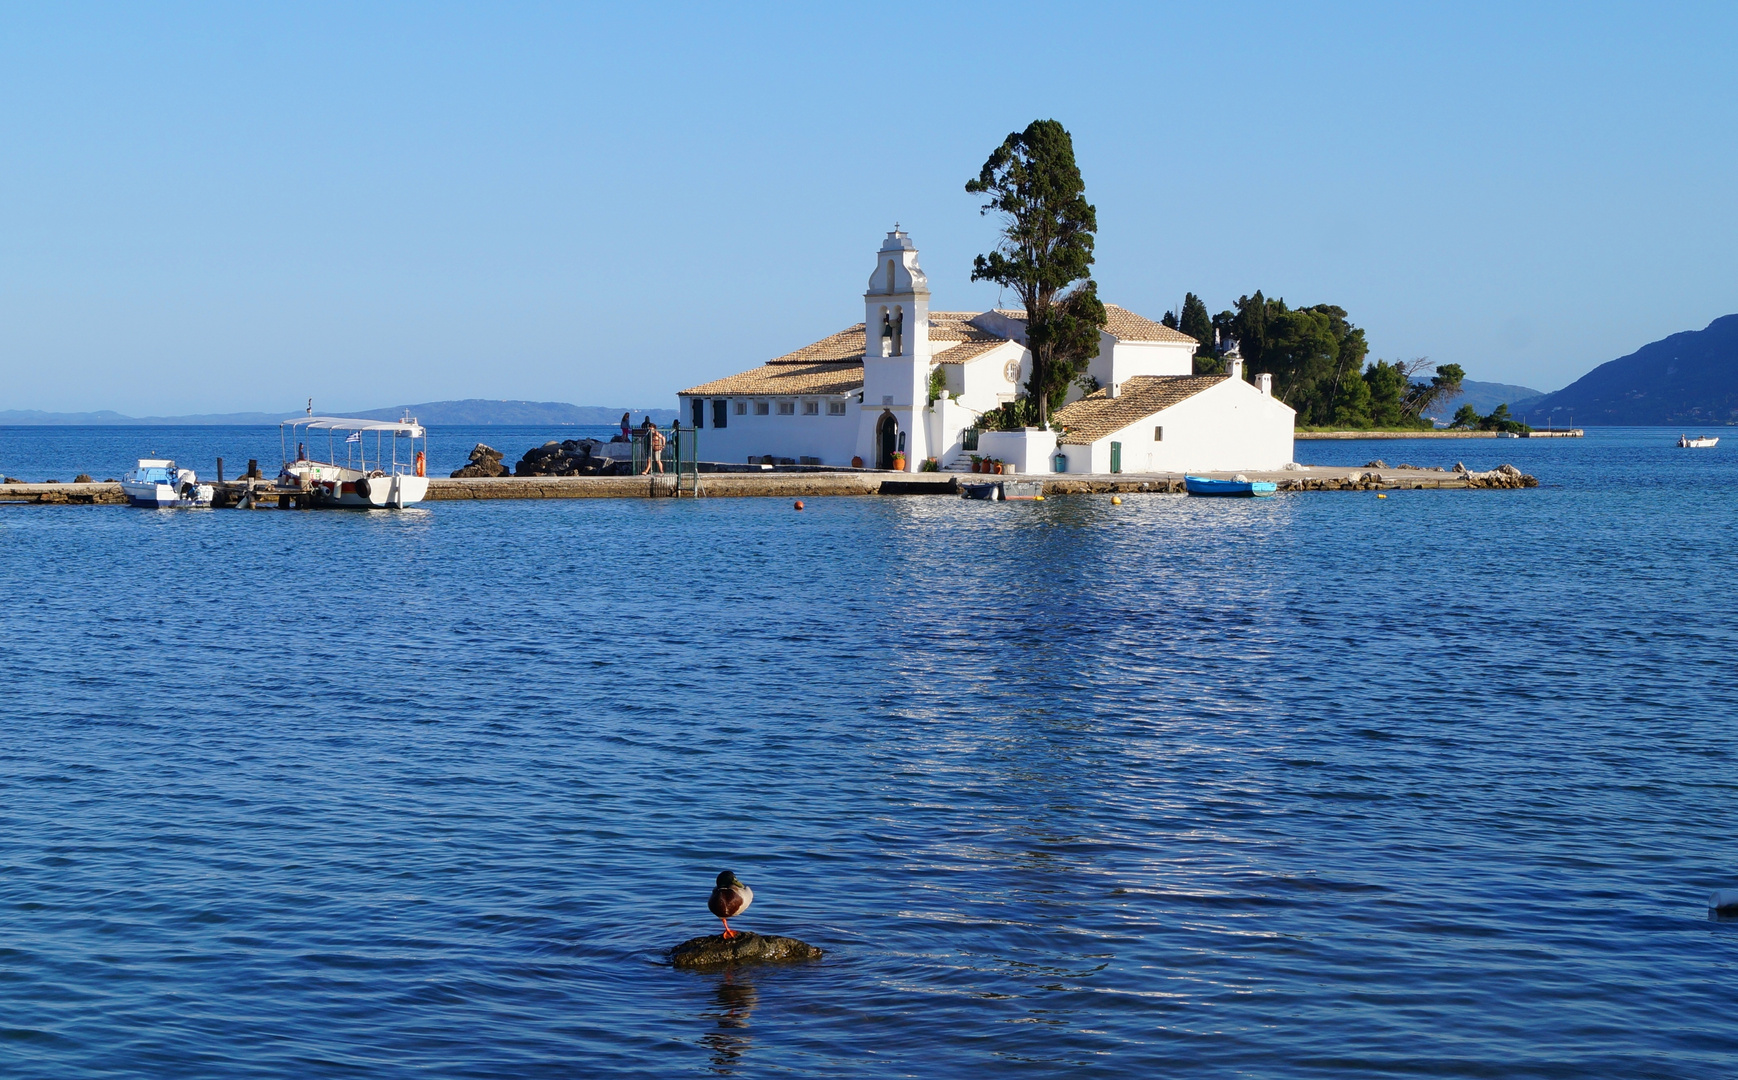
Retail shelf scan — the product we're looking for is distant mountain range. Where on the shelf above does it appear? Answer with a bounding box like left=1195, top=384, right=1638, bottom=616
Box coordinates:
left=0, top=399, right=677, bottom=426
left=1513, top=315, right=1738, bottom=426
left=1428, top=379, right=1544, bottom=420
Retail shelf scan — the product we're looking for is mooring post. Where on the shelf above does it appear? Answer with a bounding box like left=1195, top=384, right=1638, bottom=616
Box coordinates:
left=216, top=457, right=224, bottom=483
left=247, top=459, right=260, bottom=479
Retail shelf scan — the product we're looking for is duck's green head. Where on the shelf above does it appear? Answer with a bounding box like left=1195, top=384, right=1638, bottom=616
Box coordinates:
left=716, top=870, right=743, bottom=889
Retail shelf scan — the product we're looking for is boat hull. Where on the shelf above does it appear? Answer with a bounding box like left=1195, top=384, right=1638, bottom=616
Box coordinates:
left=1185, top=476, right=1277, bottom=497
left=289, top=468, right=429, bottom=508
left=122, top=481, right=213, bottom=508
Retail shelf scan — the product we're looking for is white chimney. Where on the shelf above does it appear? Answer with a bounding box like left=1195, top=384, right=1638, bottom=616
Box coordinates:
left=1228, top=357, right=1243, bottom=381
left=1258, top=372, right=1272, bottom=396
left=1107, top=382, right=1121, bottom=399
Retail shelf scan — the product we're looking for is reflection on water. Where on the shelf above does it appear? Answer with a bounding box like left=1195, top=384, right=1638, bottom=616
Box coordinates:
left=699, top=971, right=759, bottom=1075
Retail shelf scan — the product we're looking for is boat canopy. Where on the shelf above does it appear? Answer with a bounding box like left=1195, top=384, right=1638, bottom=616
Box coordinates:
left=284, top=416, right=425, bottom=437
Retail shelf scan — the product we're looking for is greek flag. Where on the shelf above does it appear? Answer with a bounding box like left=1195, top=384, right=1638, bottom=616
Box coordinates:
left=346, top=431, right=361, bottom=444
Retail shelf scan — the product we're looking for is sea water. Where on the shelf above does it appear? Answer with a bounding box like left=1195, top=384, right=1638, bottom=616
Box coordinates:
left=1, top=427, right=1734, bottom=1077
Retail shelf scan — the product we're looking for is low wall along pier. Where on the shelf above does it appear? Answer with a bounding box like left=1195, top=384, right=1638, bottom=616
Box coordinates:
left=0, top=464, right=1538, bottom=506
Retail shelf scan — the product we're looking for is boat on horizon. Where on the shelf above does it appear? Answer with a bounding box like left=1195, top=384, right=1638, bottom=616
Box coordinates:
left=1678, top=434, right=1719, bottom=448
left=121, top=458, right=213, bottom=508
left=1185, top=475, right=1278, bottom=497
left=279, top=415, right=430, bottom=508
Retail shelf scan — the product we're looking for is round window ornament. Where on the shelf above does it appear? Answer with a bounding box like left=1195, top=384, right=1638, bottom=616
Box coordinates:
left=1004, top=359, right=1020, bottom=384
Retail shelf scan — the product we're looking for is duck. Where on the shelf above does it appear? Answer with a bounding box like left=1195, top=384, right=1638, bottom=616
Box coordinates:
left=708, top=870, right=753, bottom=939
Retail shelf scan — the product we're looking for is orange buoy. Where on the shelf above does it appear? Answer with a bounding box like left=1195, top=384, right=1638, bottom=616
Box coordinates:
left=794, top=500, right=805, bottom=510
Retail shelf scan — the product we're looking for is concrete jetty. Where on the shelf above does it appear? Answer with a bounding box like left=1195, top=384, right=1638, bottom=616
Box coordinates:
left=0, top=463, right=1537, bottom=506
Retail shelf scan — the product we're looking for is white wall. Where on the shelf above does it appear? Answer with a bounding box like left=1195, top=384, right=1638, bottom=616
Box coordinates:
left=956, top=343, right=1026, bottom=412
left=1076, top=378, right=1294, bottom=473
left=1084, top=338, right=1195, bottom=391
left=679, top=394, right=861, bottom=465
left=977, top=428, right=1058, bottom=474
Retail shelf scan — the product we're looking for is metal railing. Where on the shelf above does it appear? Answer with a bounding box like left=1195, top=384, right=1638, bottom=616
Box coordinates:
left=629, top=427, right=702, bottom=496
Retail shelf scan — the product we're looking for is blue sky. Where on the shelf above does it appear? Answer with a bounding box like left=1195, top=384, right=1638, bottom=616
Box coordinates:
left=2, top=1, right=1734, bottom=414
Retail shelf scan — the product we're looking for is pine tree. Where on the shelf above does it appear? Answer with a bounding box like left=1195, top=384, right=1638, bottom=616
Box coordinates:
left=966, top=120, right=1106, bottom=425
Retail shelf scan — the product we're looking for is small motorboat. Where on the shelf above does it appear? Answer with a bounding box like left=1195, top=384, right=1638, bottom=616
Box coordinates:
left=122, top=459, right=213, bottom=508
left=1185, top=474, right=1277, bottom=497
left=1678, top=434, right=1719, bottom=448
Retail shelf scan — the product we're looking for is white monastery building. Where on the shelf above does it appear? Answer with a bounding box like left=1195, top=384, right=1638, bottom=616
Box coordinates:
left=678, top=229, right=1295, bottom=474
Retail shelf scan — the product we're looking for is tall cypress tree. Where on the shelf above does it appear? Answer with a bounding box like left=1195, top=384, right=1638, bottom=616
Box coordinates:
left=966, top=119, right=1106, bottom=425
left=1178, top=293, right=1213, bottom=351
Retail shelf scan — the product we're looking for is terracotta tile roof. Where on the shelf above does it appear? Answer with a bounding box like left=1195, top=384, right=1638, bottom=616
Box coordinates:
left=686, top=313, right=1025, bottom=395
left=927, top=311, right=997, bottom=341
left=681, top=362, right=864, bottom=397
left=1053, top=375, right=1226, bottom=444
left=933, top=338, right=1012, bottom=365
left=768, top=324, right=867, bottom=366
left=1102, top=304, right=1200, bottom=344
left=971, top=305, right=1199, bottom=345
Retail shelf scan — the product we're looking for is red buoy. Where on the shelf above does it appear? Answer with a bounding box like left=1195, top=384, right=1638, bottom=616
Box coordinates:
left=794, top=500, right=805, bottom=510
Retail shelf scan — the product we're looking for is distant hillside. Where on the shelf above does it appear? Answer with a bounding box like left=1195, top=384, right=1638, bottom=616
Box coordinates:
left=346, top=400, right=676, bottom=425
left=1420, top=378, right=1544, bottom=422
left=1516, top=315, right=1738, bottom=426
left=0, top=400, right=676, bottom=426
left=0, top=409, right=289, bottom=425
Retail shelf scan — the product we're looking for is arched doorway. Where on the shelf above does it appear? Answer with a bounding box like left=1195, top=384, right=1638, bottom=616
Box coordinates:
left=876, top=411, right=899, bottom=470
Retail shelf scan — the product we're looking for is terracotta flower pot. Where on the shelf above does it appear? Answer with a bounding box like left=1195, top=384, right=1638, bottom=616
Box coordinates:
left=993, top=462, right=1004, bottom=475
left=851, top=456, right=864, bottom=469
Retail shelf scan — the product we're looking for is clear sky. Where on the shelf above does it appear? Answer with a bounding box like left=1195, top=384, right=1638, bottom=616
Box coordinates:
left=2, top=1, right=1735, bottom=414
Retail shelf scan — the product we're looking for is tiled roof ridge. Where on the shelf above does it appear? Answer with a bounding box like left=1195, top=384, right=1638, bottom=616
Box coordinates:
left=1053, top=374, right=1227, bottom=444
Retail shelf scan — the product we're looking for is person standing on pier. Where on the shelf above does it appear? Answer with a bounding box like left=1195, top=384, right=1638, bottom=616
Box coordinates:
left=642, top=422, right=666, bottom=475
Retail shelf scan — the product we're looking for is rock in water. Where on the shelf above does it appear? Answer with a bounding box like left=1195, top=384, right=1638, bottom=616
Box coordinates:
left=669, top=931, right=823, bottom=969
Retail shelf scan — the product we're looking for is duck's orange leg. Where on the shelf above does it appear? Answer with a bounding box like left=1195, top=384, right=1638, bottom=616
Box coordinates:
left=720, top=919, right=736, bottom=939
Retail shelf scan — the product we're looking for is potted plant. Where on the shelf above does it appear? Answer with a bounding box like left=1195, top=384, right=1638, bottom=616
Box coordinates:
left=891, top=452, right=907, bottom=471
left=920, top=457, right=939, bottom=472
left=970, top=454, right=982, bottom=472
left=991, top=458, right=1004, bottom=475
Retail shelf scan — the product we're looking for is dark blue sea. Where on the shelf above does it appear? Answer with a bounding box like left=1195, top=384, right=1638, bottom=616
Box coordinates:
left=2, top=425, right=1735, bottom=1078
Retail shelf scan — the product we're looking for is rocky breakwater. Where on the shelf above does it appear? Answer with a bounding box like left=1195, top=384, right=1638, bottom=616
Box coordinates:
left=1278, top=462, right=1537, bottom=492
left=449, top=444, right=509, bottom=478
left=513, top=439, right=622, bottom=477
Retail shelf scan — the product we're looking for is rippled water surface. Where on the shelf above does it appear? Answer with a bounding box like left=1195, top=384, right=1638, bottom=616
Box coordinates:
left=2, top=428, right=1735, bottom=1077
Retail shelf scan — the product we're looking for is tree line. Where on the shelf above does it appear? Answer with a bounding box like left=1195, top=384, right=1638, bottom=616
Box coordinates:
left=1162, top=292, right=1463, bottom=429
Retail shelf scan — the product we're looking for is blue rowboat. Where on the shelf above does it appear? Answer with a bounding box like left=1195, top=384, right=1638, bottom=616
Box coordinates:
left=1185, top=475, right=1277, bottom=497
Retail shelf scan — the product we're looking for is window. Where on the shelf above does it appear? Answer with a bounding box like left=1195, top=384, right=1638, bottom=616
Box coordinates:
left=802, top=400, right=819, bottom=416
left=754, top=401, right=769, bottom=415
left=713, top=400, right=728, bottom=428
left=827, top=401, right=846, bottom=416
left=1154, top=426, right=1163, bottom=442
left=777, top=401, right=795, bottom=416
left=691, top=399, right=705, bottom=428
left=734, top=401, right=747, bottom=416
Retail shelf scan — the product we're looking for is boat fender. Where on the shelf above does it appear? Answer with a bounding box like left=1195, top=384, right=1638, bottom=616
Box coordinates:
left=355, top=476, right=371, bottom=500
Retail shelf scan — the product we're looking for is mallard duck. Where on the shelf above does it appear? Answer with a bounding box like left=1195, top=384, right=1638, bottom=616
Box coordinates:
left=708, top=870, right=753, bottom=938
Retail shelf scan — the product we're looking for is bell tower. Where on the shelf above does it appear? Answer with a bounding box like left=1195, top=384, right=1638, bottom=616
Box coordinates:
left=857, top=227, right=932, bottom=471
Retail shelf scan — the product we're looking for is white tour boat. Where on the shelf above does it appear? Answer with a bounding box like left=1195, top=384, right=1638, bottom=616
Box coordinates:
left=122, top=459, right=214, bottom=508
left=1678, top=434, right=1719, bottom=448
left=279, top=415, right=431, bottom=508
